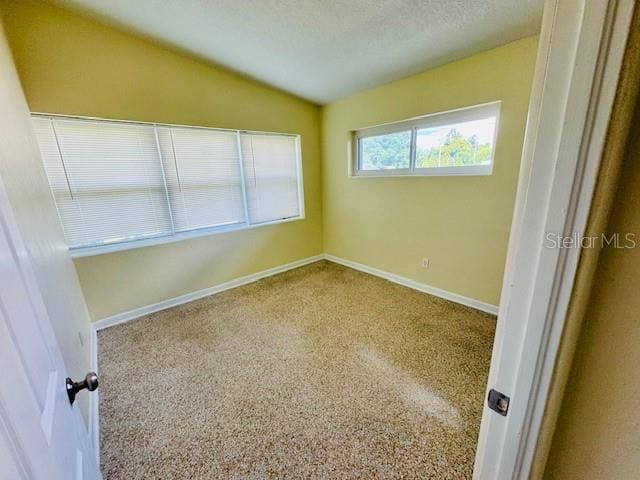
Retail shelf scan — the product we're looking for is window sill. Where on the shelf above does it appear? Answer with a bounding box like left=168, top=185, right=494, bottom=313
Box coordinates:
left=350, top=164, right=493, bottom=178
left=69, top=215, right=305, bottom=258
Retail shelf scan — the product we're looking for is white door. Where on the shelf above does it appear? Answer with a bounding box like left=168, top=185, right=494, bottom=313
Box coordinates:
left=0, top=171, right=101, bottom=479
left=473, top=0, right=634, bottom=478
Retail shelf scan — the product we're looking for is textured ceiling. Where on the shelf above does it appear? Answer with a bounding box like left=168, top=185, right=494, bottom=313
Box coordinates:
left=50, top=0, right=544, bottom=104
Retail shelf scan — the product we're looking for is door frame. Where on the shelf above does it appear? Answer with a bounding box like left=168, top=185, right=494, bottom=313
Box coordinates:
left=473, top=0, right=635, bottom=478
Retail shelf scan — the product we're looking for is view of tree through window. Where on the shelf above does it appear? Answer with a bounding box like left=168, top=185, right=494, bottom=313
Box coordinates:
left=354, top=104, right=499, bottom=175
left=415, top=117, right=496, bottom=168
left=359, top=130, right=411, bottom=170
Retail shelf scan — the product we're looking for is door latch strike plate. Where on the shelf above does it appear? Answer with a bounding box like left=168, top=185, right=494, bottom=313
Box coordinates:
left=487, top=388, right=510, bottom=416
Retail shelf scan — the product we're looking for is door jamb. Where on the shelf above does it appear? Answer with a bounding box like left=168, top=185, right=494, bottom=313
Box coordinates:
left=473, top=0, right=635, bottom=478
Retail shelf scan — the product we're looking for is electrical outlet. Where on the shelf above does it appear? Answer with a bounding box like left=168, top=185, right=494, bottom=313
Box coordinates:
left=421, top=257, right=429, bottom=269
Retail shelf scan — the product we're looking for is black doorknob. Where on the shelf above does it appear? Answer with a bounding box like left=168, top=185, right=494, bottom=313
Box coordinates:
left=66, top=372, right=99, bottom=405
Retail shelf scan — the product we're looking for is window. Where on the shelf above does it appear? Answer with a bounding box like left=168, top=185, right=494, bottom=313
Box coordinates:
left=32, top=115, right=304, bottom=255
left=156, top=126, right=245, bottom=232
left=241, top=133, right=301, bottom=224
left=352, top=102, right=500, bottom=176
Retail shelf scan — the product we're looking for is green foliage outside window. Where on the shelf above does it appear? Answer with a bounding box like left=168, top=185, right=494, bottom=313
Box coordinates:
left=416, top=129, right=492, bottom=168
left=360, top=131, right=411, bottom=170
left=360, top=128, right=492, bottom=170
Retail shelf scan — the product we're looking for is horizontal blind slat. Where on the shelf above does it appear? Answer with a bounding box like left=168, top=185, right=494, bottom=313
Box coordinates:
left=157, top=127, right=245, bottom=231
left=32, top=117, right=173, bottom=248
left=32, top=115, right=303, bottom=251
left=241, top=133, right=300, bottom=224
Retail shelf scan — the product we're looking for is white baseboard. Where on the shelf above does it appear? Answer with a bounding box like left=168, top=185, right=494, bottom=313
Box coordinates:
left=93, top=254, right=325, bottom=331
left=323, top=254, right=499, bottom=315
left=93, top=252, right=498, bottom=332
left=88, top=326, right=100, bottom=464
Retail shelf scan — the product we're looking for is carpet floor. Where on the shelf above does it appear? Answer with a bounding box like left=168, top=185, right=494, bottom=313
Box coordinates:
left=98, top=260, right=496, bottom=479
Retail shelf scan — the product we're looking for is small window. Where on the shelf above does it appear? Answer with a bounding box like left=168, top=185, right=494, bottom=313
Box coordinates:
left=359, top=130, right=412, bottom=171
left=353, top=102, right=500, bottom=177
left=32, top=115, right=304, bottom=254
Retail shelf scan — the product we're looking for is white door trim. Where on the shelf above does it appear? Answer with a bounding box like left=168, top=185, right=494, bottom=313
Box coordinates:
left=88, top=326, right=100, bottom=463
left=473, top=0, right=635, bottom=478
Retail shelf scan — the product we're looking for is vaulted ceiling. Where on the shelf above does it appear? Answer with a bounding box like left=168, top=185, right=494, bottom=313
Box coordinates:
left=50, top=0, right=544, bottom=104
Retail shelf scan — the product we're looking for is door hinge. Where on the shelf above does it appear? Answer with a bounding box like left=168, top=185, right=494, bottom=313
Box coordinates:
left=487, top=388, right=510, bottom=416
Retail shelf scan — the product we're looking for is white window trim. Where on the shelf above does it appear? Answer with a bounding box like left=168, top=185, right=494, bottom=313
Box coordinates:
left=31, top=112, right=306, bottom=258
left=350, top=101, right=501, bottom=177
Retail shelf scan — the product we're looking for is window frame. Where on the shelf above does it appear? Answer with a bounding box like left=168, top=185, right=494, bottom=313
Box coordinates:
left=31, top=113, right=305, bottom=258
left=351, top=101, right=501, bottom=177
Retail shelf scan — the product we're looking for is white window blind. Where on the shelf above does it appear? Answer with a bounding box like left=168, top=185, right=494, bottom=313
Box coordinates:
left=33, top=117, right=172, bottom=247
left=240, top=133, right=301, bottom=224
left=157, top=127, right=245, bottom=232
left=31, top=115, right=304, bottom=253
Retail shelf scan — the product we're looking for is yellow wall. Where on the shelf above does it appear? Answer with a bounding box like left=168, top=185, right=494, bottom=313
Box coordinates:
left=0, top=0, right=323, bottom=320
left=2, top=0, right=538, bottom=318
left=543, top=97, right=640, bottom=480
left=322, top=36, right=538, bottom=305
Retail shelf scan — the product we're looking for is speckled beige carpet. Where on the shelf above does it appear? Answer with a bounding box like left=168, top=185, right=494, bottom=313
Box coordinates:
left=99, top=260, right=496, bottom=479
